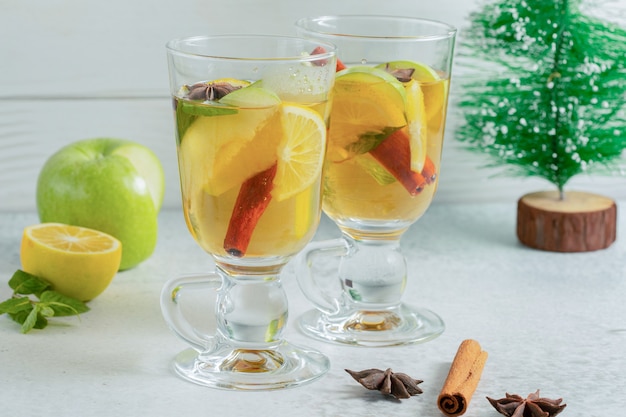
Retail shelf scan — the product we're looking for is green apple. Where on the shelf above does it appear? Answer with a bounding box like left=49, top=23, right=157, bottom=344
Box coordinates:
left=36, top=138, right=165, bottom=270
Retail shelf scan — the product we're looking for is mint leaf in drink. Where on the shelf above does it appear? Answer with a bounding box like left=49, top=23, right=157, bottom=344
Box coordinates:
left=8, top=269, right=50, bottom=296
left=356, top=156, right=397, bottom=186
left=175, top=100, right=238, bottom=145
left=175, top=100, right=197, bottom=145
left=348, top=126, right=404, bottom=155
left=180, top=100, right=238, bottom=117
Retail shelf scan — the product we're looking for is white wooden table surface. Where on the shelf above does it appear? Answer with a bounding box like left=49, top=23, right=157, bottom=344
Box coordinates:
left=1, top=203, right=624, bottom=416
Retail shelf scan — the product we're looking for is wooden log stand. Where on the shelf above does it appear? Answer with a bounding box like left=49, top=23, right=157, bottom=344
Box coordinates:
left=517, top=190, right=617, bottom=252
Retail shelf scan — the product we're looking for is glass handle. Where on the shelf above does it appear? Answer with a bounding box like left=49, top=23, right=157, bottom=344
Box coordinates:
left=160, top=273, right=223, bottom=352
left=296, top=238, right=351, bottom=315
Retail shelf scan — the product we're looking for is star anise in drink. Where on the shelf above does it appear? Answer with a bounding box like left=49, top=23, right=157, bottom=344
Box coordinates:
left=345, top=368, right=423, bottom=400
left=185, top=81, right=242, bottom=101
left=487, top=390, right=566, bottom=417
left=381, top=64, right=415, bottom=83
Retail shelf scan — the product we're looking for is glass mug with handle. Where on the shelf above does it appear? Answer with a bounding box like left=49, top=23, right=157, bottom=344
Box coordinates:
left=295, top=16, right=457, bottom=346
left=161, top=35, right=336, bottom=389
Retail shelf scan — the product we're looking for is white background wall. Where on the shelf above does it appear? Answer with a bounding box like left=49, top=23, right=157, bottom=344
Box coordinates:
left=1, top=0, right=625, bottom=211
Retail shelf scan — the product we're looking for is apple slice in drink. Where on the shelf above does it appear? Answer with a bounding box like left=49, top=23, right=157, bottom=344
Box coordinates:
left=219, top=86, right=281, bottom=108
left=377, top=60, right=446, bottom=128
left=327, top=66, right=407, bottom=162
left=178, top=84, right=282, bottom=198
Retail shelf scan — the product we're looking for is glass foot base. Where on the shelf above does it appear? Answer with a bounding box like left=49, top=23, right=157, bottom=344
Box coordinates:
left=298, top=304, right=444, bottom=347
left=170, top=341, right=329, bottom=390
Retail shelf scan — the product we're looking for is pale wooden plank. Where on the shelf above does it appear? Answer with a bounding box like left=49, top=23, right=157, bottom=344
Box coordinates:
left=0, top=98, right=180, bottom=211
left=1, top=0, right=624, bottom=211
left=0, top=0, right=472, bottom=96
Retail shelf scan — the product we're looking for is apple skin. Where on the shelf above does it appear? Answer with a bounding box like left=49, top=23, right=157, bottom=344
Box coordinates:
left=36, top=138, right=164, bottom=270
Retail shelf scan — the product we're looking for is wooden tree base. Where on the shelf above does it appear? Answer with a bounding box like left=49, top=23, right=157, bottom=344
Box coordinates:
left=517, top=190, right=617, bottom=252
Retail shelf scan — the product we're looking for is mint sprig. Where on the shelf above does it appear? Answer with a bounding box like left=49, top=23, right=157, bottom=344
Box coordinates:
left=347, top=126, right=404, bottom=155
left=0, top=270, right=90, bottom=333
left=175, top=98, right=238, bottom=145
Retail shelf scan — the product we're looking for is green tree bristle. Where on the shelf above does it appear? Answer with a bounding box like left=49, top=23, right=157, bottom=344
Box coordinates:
left=456, top=0, right=626, bottom=191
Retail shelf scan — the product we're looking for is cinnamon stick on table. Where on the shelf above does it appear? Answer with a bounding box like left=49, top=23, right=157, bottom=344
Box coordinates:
left=438, top=339, right=488, bottom=417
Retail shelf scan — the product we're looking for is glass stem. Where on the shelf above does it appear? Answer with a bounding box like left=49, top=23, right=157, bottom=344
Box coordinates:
left=339, top=235, right=407, bottom=307
left=217, top=270, right=289, bottom=346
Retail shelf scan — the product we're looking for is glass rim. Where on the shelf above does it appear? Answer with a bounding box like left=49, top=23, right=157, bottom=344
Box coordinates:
left=165, top=34, right=337, bottom=63
left=295, top=15, right=457, bottom=41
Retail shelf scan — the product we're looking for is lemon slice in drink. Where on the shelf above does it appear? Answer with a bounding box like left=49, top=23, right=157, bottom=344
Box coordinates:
left=20, top=223, right=122, bottom=301
left=377, top=61, right=443, bottom=172
left=272, top=104, right=327, bottom=201
left=405, top=79, right=428, bottom=172
left=328, top=66, right=407, bottom=162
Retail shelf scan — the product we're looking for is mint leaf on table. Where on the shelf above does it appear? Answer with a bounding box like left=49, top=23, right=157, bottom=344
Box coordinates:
left=39, top=291, right=90, bottom=316
left=22, top=307, right=41, bottom=333
left=0, top=296, right=33, bottom=314
left=8, top=269, right=51, bottom=296
left=1, top=270, right=90, bottom=333
left=9, top=306, right=48, bottom=332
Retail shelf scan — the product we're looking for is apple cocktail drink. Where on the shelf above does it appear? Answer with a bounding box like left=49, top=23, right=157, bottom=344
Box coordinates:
left=323, top=62, right=449, bottom=235
left=293, top=16, right=456, bottom=346
left=162, top=35, right=336, bottom=390
left=174, top=80, right=328, bottom=261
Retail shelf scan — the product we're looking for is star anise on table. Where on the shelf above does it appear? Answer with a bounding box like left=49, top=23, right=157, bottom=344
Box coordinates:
left=487, top=390, right=566, bottom=417
left=345, top=368, right=423, bottom=400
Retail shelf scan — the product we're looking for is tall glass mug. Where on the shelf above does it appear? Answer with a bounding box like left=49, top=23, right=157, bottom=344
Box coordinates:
left=295, top=16, right=456, bottom=346
left=161, top=35, right=336, bottom=389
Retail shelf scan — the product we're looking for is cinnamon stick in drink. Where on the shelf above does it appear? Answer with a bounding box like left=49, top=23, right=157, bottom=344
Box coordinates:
left=437, top=339, right=488, bottom=417
left=224, top=163, right=277, bottom=257
left=310, top=46, right=346, bottom=72
left=369, top=129, right=427, bottom=196
left=421, top=156, right=437, bottom=184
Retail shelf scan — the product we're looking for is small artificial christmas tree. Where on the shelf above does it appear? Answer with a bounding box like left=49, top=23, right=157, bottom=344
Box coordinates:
left=456, top=0, right=626, bottom=252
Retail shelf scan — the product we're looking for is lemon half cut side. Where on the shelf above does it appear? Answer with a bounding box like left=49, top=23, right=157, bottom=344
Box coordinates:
left=20, top=223, right=122, bottom=301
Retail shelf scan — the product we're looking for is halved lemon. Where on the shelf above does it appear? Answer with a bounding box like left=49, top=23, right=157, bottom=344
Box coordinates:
left=20, top=223, right=122, bottom=301
left=271, top=104, right=327, bottom=201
